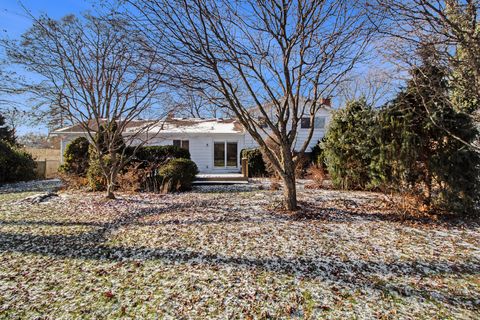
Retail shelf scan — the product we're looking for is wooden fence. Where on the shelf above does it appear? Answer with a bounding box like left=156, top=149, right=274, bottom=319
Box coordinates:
left=23, top=148, right=61, bottom=179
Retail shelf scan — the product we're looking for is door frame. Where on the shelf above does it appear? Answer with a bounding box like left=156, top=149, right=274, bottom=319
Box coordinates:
left=213, top=140, right=239, bottom=169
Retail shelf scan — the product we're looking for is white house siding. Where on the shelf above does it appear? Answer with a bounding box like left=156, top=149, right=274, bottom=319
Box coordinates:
left=189, top=134, right=244, bottom=173
left=243, top=107, right=331, bottom=152
left=148, top=134, right=244, bottom=173
left=55, top=109, right=331, bottom=173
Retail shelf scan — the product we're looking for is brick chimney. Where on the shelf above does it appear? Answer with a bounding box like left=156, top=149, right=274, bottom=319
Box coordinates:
left=320, top=97, right=331, bottom=107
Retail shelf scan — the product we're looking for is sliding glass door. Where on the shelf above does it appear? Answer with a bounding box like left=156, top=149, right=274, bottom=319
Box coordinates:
left=214, top=142, right=225, bottom=167
left=214, top=141, right=238, bottom=168
left=226, top=142, right=237, bottom=167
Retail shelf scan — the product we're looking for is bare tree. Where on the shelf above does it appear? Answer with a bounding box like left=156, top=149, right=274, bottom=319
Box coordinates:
left=171, top=91, right=224, bottom=118
left=336, top=68, right=397, bottom=108
left=374, top=0, right=480, bottom=110
left=372, top=0, right=480, bottom=151
left=0, top=106, right=27, bottom=139
left=0, top=64, right=30, bottom=133
left=126, top=0, right=376, bottom=210
left=3, top=13, right=166, bottom=198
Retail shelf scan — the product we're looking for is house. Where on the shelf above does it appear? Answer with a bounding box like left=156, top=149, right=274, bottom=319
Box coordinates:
left=52, top=102, right=332, bottom=174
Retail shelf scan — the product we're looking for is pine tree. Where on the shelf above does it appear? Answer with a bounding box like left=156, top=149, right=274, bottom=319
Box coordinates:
left=322, top=98, right=378, bottom=190
left=375, top=46, right=480, bottom=214
left=446, top=0, right=480, bottom=115
left=0, top=113, right=16, bottom=145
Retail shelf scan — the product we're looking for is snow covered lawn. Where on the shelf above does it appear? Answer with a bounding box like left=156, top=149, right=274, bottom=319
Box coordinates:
left=0, top=182, right=479, bottom=318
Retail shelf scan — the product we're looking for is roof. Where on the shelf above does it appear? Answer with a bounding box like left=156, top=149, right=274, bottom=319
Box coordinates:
left=139, top=118, right=244, bottom=134
left=247, top=96, right=332, bottom=117
left=52, top=119, right=155, bottom=134
left=52, top=118, right=244, bottom=136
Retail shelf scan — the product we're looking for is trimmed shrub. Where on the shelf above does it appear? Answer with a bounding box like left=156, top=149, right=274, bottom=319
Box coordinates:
left=240, top=148, right=267, bottom=177
left=60, top=137, right=90, bottom=176
left=156, top=158, right=198, bottom=193
left=322, top=98, right=378, bottom=190
left=127, top=145, right=190, bottom=168
left=86, top=155, right=108, bottom=191
left=0, top=140, right=36, bottom=183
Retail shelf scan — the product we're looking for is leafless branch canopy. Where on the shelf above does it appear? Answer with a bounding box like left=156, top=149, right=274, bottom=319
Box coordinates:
left=3, top=12, right=168, bottom=197
left=375, top=0, right=480, bottom=99
left=126, top=0, right=377, bottom=209
left=129, top=0, right=375, bottom=151
left=335, top=68, right=398, bottom=107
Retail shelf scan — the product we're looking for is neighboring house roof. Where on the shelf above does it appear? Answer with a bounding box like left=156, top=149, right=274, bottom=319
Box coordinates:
left=52, top=118, right=244, bottom=136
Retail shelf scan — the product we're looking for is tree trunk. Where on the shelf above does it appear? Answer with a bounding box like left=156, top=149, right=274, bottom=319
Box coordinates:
left=105, top=170, right=116, bottom=200
left=106, top=182, right=116, bottom=199
left=280, top=147, right=298, bottom=211
left=282, top=173, right=297, bottom=211
left=424, top=170, right=432, bottom=207
left=105, top=156, right=118, bottom=200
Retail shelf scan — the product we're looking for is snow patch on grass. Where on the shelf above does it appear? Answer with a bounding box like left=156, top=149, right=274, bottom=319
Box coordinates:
left=0, top=184, right=479, bottom=318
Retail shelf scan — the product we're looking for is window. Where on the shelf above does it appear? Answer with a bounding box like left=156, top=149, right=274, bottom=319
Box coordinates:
left=301, top=117, right=311, bottom=128
left=214, top=142, right=225, bottom=167
left=214, top=141, right=238, bottom=168
left=301, top=117, right=326, bottom=129
left=226, top=142, right=237, bottom=166
left=173, top=140, right=189, bottom=150
left=258, top=117, right=268, bottom=128
left=314, top=117, right=326, bottom=129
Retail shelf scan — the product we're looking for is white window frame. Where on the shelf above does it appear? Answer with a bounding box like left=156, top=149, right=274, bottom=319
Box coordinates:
left=301, top=116, right=326, bottom=129
left=213, top=140, right=238, bottom=168
left=173, top=139, right=189, bottom=150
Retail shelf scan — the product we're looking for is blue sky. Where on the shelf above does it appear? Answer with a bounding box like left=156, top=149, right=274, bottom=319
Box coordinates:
left=0, top=1, right=95, bottom=135
left=1, top=0, right=93, bottom=38
left=0, top=1, right=399, bottom=136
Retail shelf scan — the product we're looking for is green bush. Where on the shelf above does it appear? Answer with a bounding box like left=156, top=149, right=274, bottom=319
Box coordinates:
left=372, top=61, right=480, bottom=214
left=0, top=140, right=37, bottom=184
left=323, top=58, right=480, bottom=215
left=60, top=137, right=90, bottom=176
left=156, top=158, right=198, bottom=193
left=85, top=124, right=124, bottom=192
left=322, top=98, right=378, bottom=190
left=240, top=148, right=267, bottom=177
left=127, top=145, right=190, bottom=168
left=310, top=138, right=327, bottom=168
left=86, top=155, right=108, bottom=191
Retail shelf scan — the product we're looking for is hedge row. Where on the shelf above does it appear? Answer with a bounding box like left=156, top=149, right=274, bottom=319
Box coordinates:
left=126, top=145, right=190, bottom=168
left=240, top=147, right=318, bottom=178
left=0, top=140, right=37, bottom=184
left=240, top=148, right=267, bottom=177
left=61, top=138, right=196, bottom=192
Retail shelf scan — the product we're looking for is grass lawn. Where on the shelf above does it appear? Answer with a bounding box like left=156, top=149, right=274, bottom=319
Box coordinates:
left=0, top=182, right=479, bottom=319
